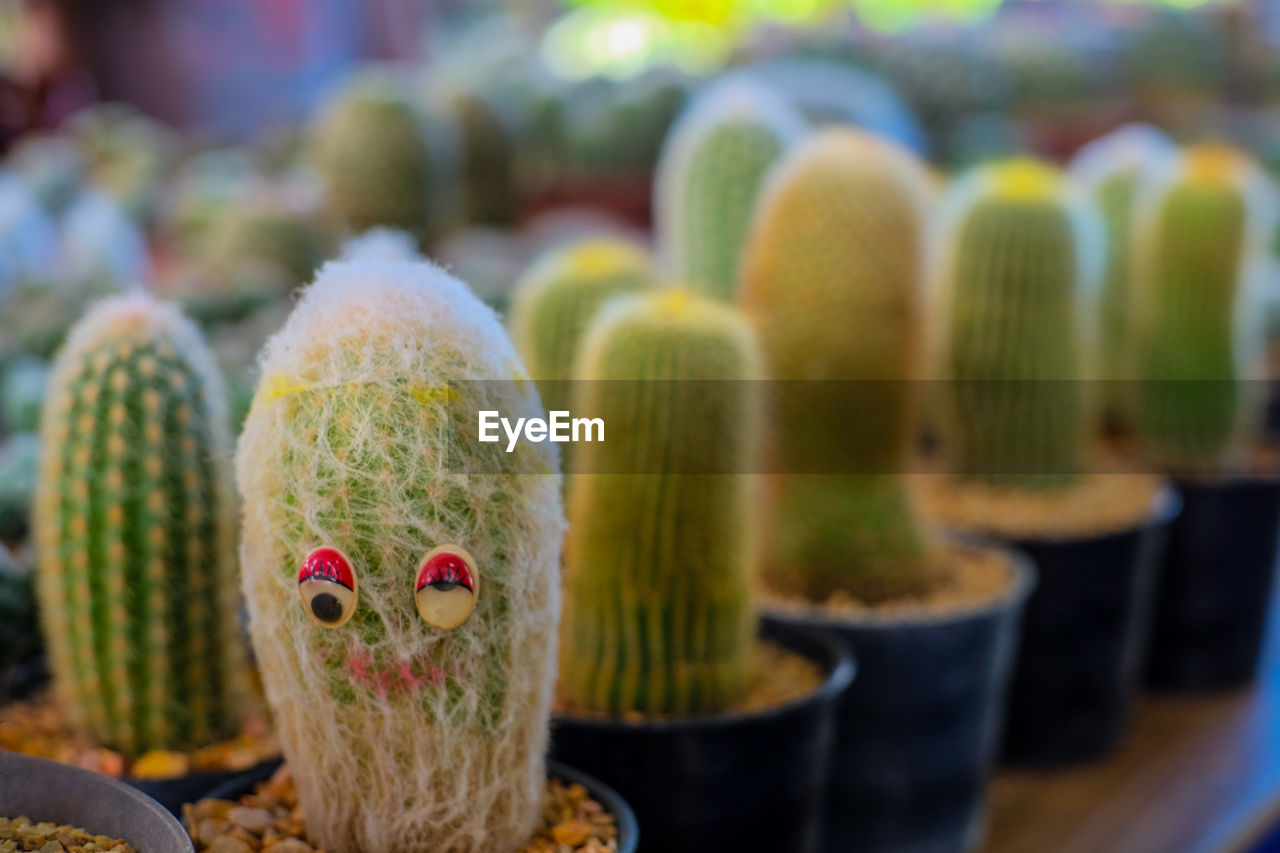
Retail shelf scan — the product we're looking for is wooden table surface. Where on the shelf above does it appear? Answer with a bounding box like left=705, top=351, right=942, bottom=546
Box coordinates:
left=984, top=594, right=1280, bottom=853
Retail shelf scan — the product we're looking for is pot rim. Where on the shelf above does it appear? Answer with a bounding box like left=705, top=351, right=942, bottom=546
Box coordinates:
left=0, top=749, right=194, bottom=853
left=973, top=483, right=1182, bottom=548
left=552, top=620, right=855, bottom=732
left=763, top=537, right=1038, bottom=630
left=1173, top=470, right=1280, bottom=492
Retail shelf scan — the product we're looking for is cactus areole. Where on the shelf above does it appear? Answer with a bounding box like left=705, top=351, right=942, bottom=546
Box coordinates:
left=236, top=256, right=564, bottom=852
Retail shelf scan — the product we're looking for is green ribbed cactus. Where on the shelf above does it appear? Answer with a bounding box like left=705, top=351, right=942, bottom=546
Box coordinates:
left=560, top=289, right=760, bottom=716
left=1071, top=125, right=1174, bottom=429
left=33, top=296, right=251, bottom=755
left=937, top=159, right=1093, bottom=489
left=655, top=79, right=805, bottom=301
left=1132, top=145, right=1275, bottom=472
left=739, top=128, right=934, bottom=603
left=237, top=258, right=563, bottom=852
left=508, top=238, right=652, bottom=416
left=310, top=73, right=456, bottom=238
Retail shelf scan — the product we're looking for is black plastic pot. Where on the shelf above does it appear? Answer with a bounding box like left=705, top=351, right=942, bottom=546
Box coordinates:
left=128, top=761, right=281, bottom=817
left=0, top=749, right=193, bottom=852
left=763, top=544, right=1033, bottom=853
left=1000, top=489, right=1180, bottom=766
left=550, top=621, right=853, bottom=853
left=204, top=758, right=640, bottom=853
left=1145, top=475, right=1280, bottom=691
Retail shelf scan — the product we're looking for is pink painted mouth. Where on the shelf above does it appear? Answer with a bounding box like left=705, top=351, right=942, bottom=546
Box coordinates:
left=343, top=649, right=449, bottom=698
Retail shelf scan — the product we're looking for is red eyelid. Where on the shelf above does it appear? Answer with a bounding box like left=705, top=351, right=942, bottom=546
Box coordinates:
left=299, top=547, right=356, bottom=591
left=416, top=549, right=475, bottom=593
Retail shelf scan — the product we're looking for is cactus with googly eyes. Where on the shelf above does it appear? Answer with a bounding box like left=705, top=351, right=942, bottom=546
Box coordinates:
left=32, top=295, right=251, bottom=755
left=236, top=257, right=563, bottom=853
left=559, top=289, right=761, bottom=716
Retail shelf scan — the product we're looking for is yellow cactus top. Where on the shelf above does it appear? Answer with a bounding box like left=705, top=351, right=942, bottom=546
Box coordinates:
left=590, top=286, right=757, bottom=360
left=646, top=287, right=750, bottom=336
left=1182, top=143, right=1249, bottom=187
left=655, top=286, right=695, bottom=316
left=986, top=158, right=1064, bottom=203
left=561, top=239, right=650, bottom=281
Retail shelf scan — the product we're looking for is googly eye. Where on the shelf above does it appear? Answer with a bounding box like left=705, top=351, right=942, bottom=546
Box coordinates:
left=414, top=545, right=478, bottom=630
left=299, top=547, right=358, bottom=627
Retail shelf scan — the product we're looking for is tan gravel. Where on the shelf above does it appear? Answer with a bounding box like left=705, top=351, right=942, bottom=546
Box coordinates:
left=0, top=817, right=133, bottom=852
left=184, top=764, right=621, bottom=853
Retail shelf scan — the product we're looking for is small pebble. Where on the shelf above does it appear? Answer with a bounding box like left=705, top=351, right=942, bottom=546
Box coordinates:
left=227, top=809, right=273, bottom=834
left=196, top=820, right=229, bottom=845
left=551, top=820, right=594, bottom=846
left=206, top=839, right=253, bottom=853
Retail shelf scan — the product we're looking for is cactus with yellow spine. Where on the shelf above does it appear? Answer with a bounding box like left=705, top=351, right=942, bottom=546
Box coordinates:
left=935, top=158, right=1099, bottom=489
left=33, top=295, right=251, bottom=754
left=655, top=79, right=805, bottom=301
left=508, top=238, right=652, bottom=417
left=559, top=289, right=761, bottom=715
left=739, top=128, right=935, bottom=604
left=1132, top=144, right=1276, bottom=472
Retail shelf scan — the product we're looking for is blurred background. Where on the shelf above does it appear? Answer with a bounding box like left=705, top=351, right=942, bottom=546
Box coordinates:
left=3, top=0, right=1280, bottom=851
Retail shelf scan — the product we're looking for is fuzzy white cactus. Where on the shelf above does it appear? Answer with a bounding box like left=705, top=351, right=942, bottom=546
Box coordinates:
left=236, top=256, right=563, bottom=852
